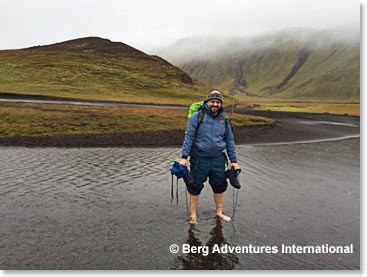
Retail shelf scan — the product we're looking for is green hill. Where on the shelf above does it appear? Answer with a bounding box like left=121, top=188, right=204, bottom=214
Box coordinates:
left=158, top=29, right=360, bottom=102
left=0, top=37, right=212, bottom=105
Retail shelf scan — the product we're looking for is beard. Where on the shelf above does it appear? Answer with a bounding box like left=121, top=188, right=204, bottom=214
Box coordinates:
left=210, top=106, right=219, bottom=114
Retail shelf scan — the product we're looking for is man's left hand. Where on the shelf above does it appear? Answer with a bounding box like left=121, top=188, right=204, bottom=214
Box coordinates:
left=231, top=163, right=240, bottom=170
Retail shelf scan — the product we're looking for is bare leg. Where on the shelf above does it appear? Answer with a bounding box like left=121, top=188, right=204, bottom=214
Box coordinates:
left=214, top=193, right=231, bottom=221
left=188, top=194, right=199, bottom=225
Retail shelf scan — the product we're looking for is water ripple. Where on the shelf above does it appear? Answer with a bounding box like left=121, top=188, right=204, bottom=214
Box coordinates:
left=0, top=139, right=359, bottom=269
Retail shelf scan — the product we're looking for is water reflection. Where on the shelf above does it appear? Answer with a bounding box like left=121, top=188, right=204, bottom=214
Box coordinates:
left=173, top=218, right=239, bottom=270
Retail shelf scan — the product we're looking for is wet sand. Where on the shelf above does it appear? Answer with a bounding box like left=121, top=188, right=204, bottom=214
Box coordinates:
left=235, top=110, right=360, bottom=145
left=0, top=110, right=360, bottom=147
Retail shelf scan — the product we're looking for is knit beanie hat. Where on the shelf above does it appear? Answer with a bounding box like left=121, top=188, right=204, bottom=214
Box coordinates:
left=207, top=90, right=223, bottom=103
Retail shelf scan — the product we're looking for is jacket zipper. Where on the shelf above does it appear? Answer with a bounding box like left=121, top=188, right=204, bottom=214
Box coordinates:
left=211, top=116, right=214, bottom=155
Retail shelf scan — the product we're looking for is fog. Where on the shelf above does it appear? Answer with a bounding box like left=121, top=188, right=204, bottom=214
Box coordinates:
left=155, top=26, right=360, bottom=63
left=0, top=0, right=360, bottom=53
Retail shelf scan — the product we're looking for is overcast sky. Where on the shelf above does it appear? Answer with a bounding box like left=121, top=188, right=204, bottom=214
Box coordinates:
left=0, top=0, right=360, bottom=53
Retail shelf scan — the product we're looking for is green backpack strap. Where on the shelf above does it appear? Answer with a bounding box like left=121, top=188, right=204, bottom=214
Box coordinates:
left=221, top=113, right=228, bottom=124
left=198, top=109, right=205, bottom=125
left=190, top=109, right=204, bottom=157
left=194, top=109, right=205, bottom=139
left=221, top=113, right=234, bottom=140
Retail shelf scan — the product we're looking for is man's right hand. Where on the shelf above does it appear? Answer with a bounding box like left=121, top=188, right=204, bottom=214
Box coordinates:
left=179, top=158, right=189, bottom=167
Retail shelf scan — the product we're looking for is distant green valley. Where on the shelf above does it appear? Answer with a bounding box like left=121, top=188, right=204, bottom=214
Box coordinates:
left=158, top=29, right=360, bottom=102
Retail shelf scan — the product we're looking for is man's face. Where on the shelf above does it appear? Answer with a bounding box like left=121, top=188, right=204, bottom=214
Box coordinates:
left=207, top=99, right=222, bottom=115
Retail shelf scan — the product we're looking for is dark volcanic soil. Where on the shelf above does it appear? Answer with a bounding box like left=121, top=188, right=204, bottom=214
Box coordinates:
left=0, top=125, right=272, bottom=147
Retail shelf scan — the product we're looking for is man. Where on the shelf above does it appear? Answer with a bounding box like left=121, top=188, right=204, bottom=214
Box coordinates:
left=179, top=90, right=240, bottom=225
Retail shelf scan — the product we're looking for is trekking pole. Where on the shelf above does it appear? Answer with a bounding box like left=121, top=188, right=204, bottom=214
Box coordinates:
left=171, top=176, right=174, bottom=203
left=184, top=187, right=190, bottom=221
left=232, top=187, right=240, bottom=221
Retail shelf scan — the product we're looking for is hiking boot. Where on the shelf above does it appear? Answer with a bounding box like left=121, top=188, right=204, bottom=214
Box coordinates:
left=225, top=167, right=241, bottom=189
left=183, top=170, right=195, bottom=187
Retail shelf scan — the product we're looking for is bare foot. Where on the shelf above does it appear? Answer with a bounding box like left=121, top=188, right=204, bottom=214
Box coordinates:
left=189, top=216, right=197, bottom=225
left=217, top=213, right=231, bottom=222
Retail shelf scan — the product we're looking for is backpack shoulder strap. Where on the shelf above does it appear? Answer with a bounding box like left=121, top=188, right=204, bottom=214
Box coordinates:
left=198, top=109, right=205, bottom=125
left=221, top=113, right=234, bottom=139
left=221, top=113, right=229, bottom=123
left=194, top=109, right=205, bottom=138
left=189, top=109, right=204, bottom=157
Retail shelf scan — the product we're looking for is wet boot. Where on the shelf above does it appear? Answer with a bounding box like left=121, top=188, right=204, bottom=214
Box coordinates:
left=225, top=167, right=241, bottom=189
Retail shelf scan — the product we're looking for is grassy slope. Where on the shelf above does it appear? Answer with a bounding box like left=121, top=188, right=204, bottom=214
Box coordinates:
left=236, top=101, right=360, bottom=116
left=276, top=44, right=360, bottom=101
left=182, top=56, right=236, bottom=93
left=0, top=102, right=274, bottom=137
left=174, top=38, right=359, bottom=103
left=0, top=49, right=213, bottom=105
left=241, top=48, right=299, bottom=94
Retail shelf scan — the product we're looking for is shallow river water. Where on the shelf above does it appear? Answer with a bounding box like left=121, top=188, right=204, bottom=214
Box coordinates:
left=0, top=138, right=360, bottom=269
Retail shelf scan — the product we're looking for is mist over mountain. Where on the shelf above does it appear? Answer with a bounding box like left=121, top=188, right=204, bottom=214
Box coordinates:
left=157, top=28, right=360, bottom=102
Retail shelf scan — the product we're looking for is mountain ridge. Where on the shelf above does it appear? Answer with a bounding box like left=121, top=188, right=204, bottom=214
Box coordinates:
left=25, top=37, right=148, bottom=56
left=0, top=37, right=212, bottom=104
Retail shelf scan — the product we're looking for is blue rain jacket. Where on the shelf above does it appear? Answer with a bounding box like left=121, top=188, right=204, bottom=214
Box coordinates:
left=181, top=103, right=237, bottom=163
